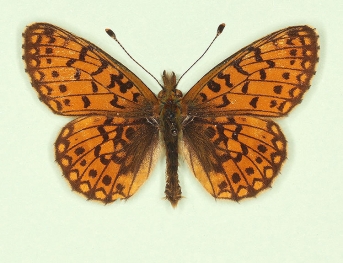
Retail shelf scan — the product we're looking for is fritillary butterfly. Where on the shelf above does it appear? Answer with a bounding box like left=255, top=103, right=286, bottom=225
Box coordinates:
left=22, top=23, right=319, bottom=207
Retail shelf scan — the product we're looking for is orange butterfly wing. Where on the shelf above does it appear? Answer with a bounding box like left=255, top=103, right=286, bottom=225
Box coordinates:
left=55, top=116, right=159, bottom=202
left=182, top=26, right=319, bottom=200
left=23, top=23, right=159, bottom=203
left=23, top=23, right=158, bottom=117
left=183, top=116, right=286, bottom=200
left=182, top=26, right=318, bottom=117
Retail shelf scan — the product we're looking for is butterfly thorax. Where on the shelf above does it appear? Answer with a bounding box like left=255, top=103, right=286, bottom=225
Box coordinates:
left=158, top=71, right=183, bottom=207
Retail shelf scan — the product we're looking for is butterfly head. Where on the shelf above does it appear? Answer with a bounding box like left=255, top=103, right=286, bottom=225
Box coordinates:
left=158, top=70, right=183, bottom=101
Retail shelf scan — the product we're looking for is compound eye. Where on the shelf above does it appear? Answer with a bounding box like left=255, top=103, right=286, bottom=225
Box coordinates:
left=175, top=89, right=183, bottom=98
left=158, top=90, right=165, bottom=98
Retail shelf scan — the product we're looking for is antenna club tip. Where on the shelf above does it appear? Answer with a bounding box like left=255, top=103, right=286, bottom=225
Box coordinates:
left=105, top=28, right=116, bottom=39
left=217, top=23, right=226, bottom=35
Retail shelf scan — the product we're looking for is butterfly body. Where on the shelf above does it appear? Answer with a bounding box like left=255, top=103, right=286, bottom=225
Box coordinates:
left=23, top=23, right=319, bottom=206
left=158, top=71, right=183, bottom=206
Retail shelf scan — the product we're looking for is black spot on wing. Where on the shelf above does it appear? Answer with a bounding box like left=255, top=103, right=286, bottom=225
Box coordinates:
left=273, top=85, right=282, bottom=94
left=79, top=47, right=88, bottom=61
left=249, top=97, right=259, bottom=108
left=82, top=96, right=91, bottom=108
left=259, top=69, right=266, bottom=80
left=207, top=80, right=221, bottom=92
left=216, top=95, right=230, bottom=108
left=110, top=94, right=125, bottom=109
left=91, top=59, right=109, bottom=76
left=232, top=173, right=241, bottom=183
left=91, top=82, right=98, bottom=92
left=217, top=72, right=233, bottom=88
left=241, top=82, right=249, bottom=94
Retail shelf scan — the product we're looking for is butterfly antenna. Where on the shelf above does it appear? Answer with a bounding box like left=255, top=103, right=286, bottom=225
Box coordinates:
left=176, top=23, right=225, bottom=86
left=105, top=28, right=163, bottom=87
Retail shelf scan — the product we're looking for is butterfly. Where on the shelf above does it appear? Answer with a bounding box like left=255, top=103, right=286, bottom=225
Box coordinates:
left=22, top=23, right=319, bottom=207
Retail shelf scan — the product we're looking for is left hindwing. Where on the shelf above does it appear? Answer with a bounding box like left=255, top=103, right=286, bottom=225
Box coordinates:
left=182, top=116, right=286, bottom=200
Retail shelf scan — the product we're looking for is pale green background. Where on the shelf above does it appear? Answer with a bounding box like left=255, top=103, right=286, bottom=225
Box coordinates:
left=1, top=0, right=342, bottom=262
